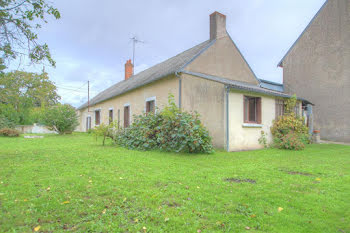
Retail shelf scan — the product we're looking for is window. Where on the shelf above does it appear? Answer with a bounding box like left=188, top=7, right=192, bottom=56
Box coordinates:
left=95, top=110, right=100, bottom=125
left=109, top=109, right=113, bottom=124
left=244, top=96, right=261, bottom=124
left=275, top=99, right=284, bottom=119
left=124, top=106, right=130, bottom=128
left=117, top=109, right=120, bottom=129
left=146, top=100, right=155, bottom=114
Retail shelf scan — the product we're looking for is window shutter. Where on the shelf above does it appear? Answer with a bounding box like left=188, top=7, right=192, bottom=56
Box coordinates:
left=256, top=98, right=262, bottom=124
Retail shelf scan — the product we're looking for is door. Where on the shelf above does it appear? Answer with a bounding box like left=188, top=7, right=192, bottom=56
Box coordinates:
left=86, top=116, right=91, bottom=131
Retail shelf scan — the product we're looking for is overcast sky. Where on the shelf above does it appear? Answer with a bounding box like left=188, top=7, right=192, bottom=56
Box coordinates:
left=16, top=0, right=326, bottom=107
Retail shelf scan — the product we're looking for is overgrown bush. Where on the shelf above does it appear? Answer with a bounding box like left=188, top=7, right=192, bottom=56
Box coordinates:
left=271, top=95, right=309, bottom=150
left=113, top=94, right=214, bottom=154
left=0, top=115, right=16, bottom=129
left=42, top=104, right=78, bottom=134
left=0, top=128, right=20, bottom=137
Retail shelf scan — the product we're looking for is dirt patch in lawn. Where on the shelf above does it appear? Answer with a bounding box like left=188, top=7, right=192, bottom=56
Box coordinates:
left=284, top=170, right=313, bottom=176
left=224, top=178, right=256, bottom=184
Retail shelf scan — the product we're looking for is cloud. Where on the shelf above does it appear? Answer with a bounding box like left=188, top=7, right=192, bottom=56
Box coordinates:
left=9, top=0, right=327, bottom=107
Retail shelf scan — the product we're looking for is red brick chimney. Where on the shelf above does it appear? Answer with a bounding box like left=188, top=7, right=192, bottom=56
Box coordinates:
left=125, top=59, right=133, bottom=80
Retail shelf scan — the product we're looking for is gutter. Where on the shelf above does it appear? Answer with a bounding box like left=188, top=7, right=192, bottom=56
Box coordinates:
left=175, top=71, right=182, bottom=109
left=225, top=85, right=230, bottom=152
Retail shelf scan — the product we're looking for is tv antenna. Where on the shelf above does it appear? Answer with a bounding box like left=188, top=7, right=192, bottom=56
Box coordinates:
left=130, top=36, right=145, bottom=74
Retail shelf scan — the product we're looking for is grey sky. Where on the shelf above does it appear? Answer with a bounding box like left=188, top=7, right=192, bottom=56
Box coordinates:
left=20, top=0, right=326, bottom=107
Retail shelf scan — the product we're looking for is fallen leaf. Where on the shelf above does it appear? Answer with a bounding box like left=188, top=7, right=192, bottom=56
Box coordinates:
left=62, top=201, right=70, bottom=204
left=164, top=217, right=169, bottom=222
left=34, top=225, right=41, bottom=232
left=245, top=226, right=251, bottom=230
left=250, top=214, right=256, bottom=218
left=278, top=207, right=283, bottom=212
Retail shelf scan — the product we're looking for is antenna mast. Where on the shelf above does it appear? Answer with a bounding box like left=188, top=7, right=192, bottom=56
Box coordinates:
left=130, top=36, right=144, bottom=74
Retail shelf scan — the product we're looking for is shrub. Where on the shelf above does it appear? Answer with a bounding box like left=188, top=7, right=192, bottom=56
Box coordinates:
left=270, top=95, right=309, bottom=150
left=42, top=104, right=79, bottom=134
left=0, top=128, right=20, bottom=137
left=113, top=94, right=214, bottom=154
left=0, top=115, right=16, bottom=129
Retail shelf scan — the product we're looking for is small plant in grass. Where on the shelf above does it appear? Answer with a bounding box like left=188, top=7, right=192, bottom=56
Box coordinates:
left=271, top=95, right=309, bottom=150
left=0, top=128, right=20, bottom=137
left=93, top=123, right=110, bottom=146
left=113, top=94, right=214, bottom=153
left=42, top=104, right=79, bottom=134
left=258, top=130, right=268, bottom=148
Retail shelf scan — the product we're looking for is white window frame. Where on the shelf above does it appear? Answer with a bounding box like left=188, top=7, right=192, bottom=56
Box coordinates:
left=123, top=103, right=131, bottom=127
left=145, top=96, right=157, bottom=113
left=108, top=107, right=114, bottom=124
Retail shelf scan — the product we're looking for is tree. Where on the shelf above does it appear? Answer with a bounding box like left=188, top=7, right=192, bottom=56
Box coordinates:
left=42, top=104, right=78, bottom=134
left=0, top=0, right=60, bottom=70
left=0, top=70, right=60, bottom=124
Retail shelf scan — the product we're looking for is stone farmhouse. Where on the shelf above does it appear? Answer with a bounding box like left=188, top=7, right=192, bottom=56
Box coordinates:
left=77, top=11, right=311, bottom=151
left=278, top=0, right=349, bottom=143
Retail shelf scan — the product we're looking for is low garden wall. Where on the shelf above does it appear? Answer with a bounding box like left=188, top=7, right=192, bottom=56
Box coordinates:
left=16, top=123, right=57, bottom=134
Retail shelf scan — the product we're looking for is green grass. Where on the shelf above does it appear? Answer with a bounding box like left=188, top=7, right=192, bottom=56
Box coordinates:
left=0, top=133, right=349, bottom=232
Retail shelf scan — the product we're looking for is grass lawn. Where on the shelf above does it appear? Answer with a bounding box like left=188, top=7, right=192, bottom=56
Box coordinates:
left=0, top=133, right=349, bottom=232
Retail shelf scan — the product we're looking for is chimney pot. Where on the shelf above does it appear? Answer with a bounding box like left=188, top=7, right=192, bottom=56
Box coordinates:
left=125, top=59, right=133, bottom=80
left=210, top=11, right=227, bottom=41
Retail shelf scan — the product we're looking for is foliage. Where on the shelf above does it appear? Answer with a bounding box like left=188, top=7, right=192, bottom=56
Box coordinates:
left=0, top=133, right=348, bottom=232
left=0, top=71, right=59, bottom=124
left=271, top=96, right=309, bottom=150
left=278, top=131, right=306, bottom=150
left=0, top=0, right=60, bottom=70
left=0, top=127, right=20, bottom=136
left=42, top=104, right=78, bottom=134
left=0, top=114, right=16, bottom=129
left=113, top=94, right=214, bottom=153
left=93, top=123, right=110, bottom=146
left=258, top=130, right=268, bottom=148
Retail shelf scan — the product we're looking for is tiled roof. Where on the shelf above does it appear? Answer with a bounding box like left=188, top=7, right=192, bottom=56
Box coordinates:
left=78, top=40, right=215, bottom=110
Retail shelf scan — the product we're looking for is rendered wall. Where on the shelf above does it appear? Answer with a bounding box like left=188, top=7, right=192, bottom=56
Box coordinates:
left=282, top=0, right=350, bottom=142
left=184, top=35, right=259, bottom=85
left=228, top=91, right=275, bottom=151
left=77, top=75, right=179, bottom=132
left=181, top=73, right=226, bottom=149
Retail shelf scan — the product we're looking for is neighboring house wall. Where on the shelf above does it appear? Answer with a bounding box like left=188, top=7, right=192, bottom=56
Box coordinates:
left=282, top=0, right=350, bottom=142
left=78, top=75, right=179, bottom=132
left=228, top=91, right=275, bottom=151
left=184, top=36, right=259, bottom=85
left=181, top=73, right=226, bottom=149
